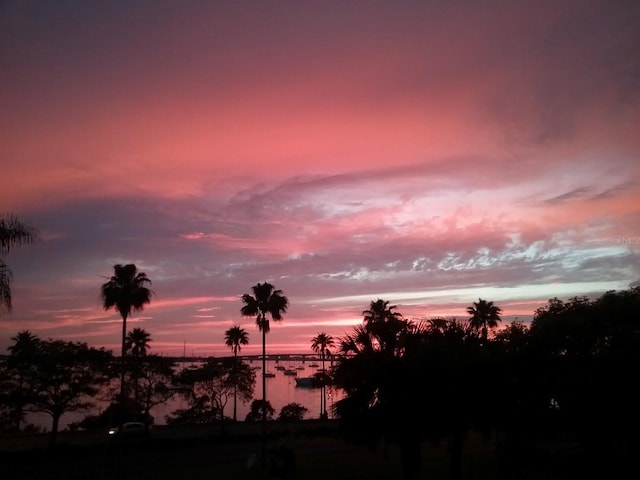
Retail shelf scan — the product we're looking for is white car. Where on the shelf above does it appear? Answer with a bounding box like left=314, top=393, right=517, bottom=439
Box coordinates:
left=107, top=421, right=150, bottom=438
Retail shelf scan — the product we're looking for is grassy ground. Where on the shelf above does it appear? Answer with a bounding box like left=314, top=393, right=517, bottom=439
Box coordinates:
left=0, top=420, right=621, bottom=480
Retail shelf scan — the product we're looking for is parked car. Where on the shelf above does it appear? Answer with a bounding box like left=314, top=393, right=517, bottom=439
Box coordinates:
left=107, top=421, right=150, bottom=439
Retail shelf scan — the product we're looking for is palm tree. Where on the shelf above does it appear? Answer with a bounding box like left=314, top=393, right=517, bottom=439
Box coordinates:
left=8, top=330, right=40, bottom=356
left=1, top=215, right=37, bottom=315
left=100, top=264, right=154, bottom=411
left=240, top=282, right=288, bottom=461
left=467, top=298, right=502, bottom=343
left=126, top=327, right=152, bottom=356
left=125, top=327, right=152, bottom=407
left=6, top=330, right=41, bottom=430
left=225, top=325, right=249, bottom=421
left=362, top=299, right=406, bottom=355
left=311, top=332, right=335, bottom=419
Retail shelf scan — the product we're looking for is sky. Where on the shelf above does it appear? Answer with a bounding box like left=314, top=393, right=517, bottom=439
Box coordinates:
left=1, top=0, right=639, bottom=357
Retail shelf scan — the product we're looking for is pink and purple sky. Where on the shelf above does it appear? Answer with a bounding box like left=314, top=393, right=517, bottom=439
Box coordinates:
left=1, top=0, right=639, bottom=356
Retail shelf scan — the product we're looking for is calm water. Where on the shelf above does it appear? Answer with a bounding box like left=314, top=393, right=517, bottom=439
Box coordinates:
left=28, top=358, right=344, bottom=431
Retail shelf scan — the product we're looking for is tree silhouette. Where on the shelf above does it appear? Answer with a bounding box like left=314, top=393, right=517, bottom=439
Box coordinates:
left=245, top=399, right=275, bottom=422
left=225, top=325, right=249, bottom=421
left=14, top=338, right=114, bottom=447
left=240, top=282, right=288, bottom=461
left=278, top=402, right=308, bottom=421
left=126, top=327, right=152, bottom=356
left=311, top=332, right=334, bottom=419
left=362, top=299, right=407, bottom=354
left=0, top=215, right=37, bottom=315
left=8, top=330, right=40, bottom=356
left=100, top=264, right=154, bottom=418
left=171, top=358, right=253, bottom=432
left=4, top=330, right=41, bottom=431
left=125, top=327, right=153, bottom=407
left=467, top=298, right=502, bottom=343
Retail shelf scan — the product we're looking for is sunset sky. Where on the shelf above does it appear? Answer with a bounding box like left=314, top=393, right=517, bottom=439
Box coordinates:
left=1, top=0, right=639, bottom=357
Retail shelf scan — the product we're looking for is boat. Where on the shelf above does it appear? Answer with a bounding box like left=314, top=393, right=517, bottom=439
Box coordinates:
left=264, top=372, right=276, bottom=378
left=295, top=377, right=319, bottom=388
left=308, top=363, right=319, bottom=368
left=283, top=369, right=298, bottom=376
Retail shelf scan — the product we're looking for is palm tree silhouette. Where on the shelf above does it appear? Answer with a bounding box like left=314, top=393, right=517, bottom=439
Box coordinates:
left=363, top=299, right=406, bottom=355
left=7, top=330, right=40, bottom=430
left=126, top=327, right=152, bottom=356
left=311, top=332, right=335, bottom=419
left=100, top=264, right=154, bottom=413
left=225, top=325, right=249, bottom=421
left=1, top=215, right=37, bottom=315
left=126, top=327, right=152, bottom=407
left=8, top=330, right=40, bottom=356
left=241, top=281, right=288, bottom=461
left=467, top=298, right=502, bottom=343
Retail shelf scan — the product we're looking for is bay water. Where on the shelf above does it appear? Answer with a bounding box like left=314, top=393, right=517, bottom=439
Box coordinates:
left=28, top=358, right=344, bottom=431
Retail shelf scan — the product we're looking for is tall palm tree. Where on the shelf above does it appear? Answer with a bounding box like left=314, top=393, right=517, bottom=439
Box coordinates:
left=100, top=264, right=154, bottom=410
left=311, top=332, right=335, bottom=419
left=240, top=282, right=288, bottom=460
left=1, top=215, right=37, bottom=315
left=467, top=298, right=502, bottom=343
left=225, top=326, right=249, bottom=421
left=126, top=327, right=152, bottom=356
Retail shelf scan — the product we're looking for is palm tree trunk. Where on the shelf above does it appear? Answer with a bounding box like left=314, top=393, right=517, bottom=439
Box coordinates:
left=321, top=350, right=326, bottom=418
left=120, top=313, right=128, bottom=423
left=49, top=413, right=60, bottom=449
left=233, top=351, right=238, bottom=421
left=261, top=322, right=267, bottom=464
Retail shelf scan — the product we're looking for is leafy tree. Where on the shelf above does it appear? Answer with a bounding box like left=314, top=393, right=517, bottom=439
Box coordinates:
left=467, top=298, right=502, bottom=343
left=17, top=338, right=114, bottom=447
left=82, top=355, right=174, bottom=431
left=310, top=332, right=334, bottom=419
left=278, top=402, right=308, bottom=422
left=0, top=214, right=37, bottom=315
left=135, top=354, right=176, bottom=421
left=245, top=399, right=275, bottom=422
left=240, top=282, right=288, bottom=460
left=170, top=358, right=254, bottom=432
left=100, top=264, right=154, bottom=415
left=529, top=289, right=640, bottom=461
left=225, top=325, right=249, bottom=421
left=165, top=396, right=213, bottom=425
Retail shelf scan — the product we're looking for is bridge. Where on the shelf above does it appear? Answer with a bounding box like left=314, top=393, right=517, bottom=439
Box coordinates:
left=174, top=353, right=342, bottom=363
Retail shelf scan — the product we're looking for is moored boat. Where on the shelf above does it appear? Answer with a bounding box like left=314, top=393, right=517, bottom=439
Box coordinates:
left=294, top=377, right=318, bottom=388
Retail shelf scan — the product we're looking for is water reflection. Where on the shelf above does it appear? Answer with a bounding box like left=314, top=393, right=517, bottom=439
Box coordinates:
left=153, top=359, right=343, bottom=422
left=28, top=358, right=344, bottom=431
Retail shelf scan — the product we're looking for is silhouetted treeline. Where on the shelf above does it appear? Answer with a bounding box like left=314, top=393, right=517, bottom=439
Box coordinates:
left=1, top=287, right=639, bottom=479
left=330, top=288, right=640, bottom=479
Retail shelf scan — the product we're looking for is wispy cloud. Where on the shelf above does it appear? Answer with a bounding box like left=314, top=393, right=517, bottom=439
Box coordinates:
left=2, top=0, right=638, bottom=356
